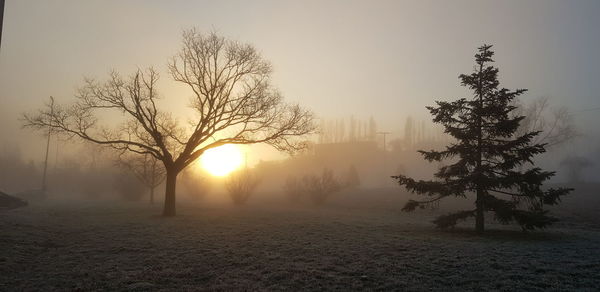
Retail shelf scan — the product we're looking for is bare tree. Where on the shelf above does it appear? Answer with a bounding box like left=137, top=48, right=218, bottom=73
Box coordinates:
left=302, top=169, right=341, bottom=205
left=23, top=29, right=314, bottom=216
left=225, top=169, right=260, bottom=205
left=513, top=96, right=577, bottom=148
left=283, top=170, right=341, bottom=205
left=118, top=153, right=165, bottom=204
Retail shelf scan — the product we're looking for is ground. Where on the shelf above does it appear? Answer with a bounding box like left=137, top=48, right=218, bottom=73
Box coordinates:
left=1, top=188, right=599, bottom=291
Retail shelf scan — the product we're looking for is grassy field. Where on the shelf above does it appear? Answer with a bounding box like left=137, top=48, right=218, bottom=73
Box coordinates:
left=1, top=188, right=600, bottom=291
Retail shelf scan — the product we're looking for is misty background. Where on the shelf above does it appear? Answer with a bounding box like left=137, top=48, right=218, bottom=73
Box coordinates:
left=1, top=0, right=600, bottom=198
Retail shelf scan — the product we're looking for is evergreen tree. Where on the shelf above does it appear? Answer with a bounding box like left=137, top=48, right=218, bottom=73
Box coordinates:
left=393, top=45, right=572, bottom=232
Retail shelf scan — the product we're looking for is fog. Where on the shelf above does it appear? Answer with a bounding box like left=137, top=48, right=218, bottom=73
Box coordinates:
left=1, top=1, right=600, bottom=290
left=1, top=0, right=599, bottom=195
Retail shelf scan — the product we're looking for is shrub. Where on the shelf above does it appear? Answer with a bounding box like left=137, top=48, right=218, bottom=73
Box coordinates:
left=303, top=169, right=341, bottom=205
left=284, top=169, right=341, bottom=206
left=225, top=169, right=260, bottom=205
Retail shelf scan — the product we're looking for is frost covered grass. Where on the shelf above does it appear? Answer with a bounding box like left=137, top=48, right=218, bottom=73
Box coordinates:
left=1, top=191, right=599, bottom=291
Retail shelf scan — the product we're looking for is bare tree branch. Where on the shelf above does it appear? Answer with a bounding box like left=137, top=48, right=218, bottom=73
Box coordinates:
left=512, top=96, right=577, bottom=148
left=23, top=28, right=315, bottom=216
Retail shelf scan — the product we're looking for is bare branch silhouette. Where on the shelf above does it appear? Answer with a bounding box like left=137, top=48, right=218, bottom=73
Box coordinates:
left=117, top=152, right=166, bottom=204
left=23, top=29, right=315, bottom=216
left=513, top=96, right=577, bottom=148
left=225, top=169, right=260, bottom=205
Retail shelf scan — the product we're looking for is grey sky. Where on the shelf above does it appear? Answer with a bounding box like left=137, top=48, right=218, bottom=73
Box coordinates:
left=1, top=0, right=599, bottom=161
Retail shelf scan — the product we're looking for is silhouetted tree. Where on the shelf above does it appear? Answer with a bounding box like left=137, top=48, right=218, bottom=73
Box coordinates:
left=24, top=29, right=314, bottom=216
left=340, top=119, right=346, bottom=142
left=349, top=116, right=357, bottom=142
left=303, top=168, right=341, bottom=205
left=318, top=119, right=326, bottom=144
left=560, top=156, right=593, bottom=183
left=513, top=96, right=577, bottom=148
left=393, top=45, right=572, bottom=232
left=118, top=152, right=165, bottom=204
left=225, top=169, right=260, bottom=205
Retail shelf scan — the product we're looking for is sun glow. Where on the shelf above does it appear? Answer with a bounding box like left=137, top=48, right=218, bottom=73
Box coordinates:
left=199, top=144, right=244, bottom=177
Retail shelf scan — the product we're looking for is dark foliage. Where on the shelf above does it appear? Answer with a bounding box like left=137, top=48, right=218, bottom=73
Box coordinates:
left=393, top=45, right=572, bottom=232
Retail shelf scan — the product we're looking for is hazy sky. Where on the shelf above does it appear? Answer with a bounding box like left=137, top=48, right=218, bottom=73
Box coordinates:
left=1, top=0, right=600, bottom=162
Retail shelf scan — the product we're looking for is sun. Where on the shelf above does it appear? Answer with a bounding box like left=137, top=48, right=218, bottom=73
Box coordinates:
left=199, top=144, right=244, bottom=177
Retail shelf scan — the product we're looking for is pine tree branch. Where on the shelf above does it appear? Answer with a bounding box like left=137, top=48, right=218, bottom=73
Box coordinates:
left=489, top=188, right=530, bottom=197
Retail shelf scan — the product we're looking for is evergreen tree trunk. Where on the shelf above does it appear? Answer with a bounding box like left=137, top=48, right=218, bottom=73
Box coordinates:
left=475, top=61, right=485, bottom=233
left=476, top=190, right=484, bottom=233
left=163, top=169, right=177, bottom=217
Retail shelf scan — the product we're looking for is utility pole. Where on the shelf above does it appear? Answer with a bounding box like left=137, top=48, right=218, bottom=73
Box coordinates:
left=376, top=131, right=391, bottom=151
left=41, top=96, right=54, bottom=193
left=0, top=0, right=4, bottom=51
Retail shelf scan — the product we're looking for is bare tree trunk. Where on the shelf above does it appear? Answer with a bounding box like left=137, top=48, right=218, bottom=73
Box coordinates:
left=163, top=170, right=177, bottom=216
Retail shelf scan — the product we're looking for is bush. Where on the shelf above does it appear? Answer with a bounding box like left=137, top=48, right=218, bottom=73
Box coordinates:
left=304, top=169, right=341, bottom=205
left=225, top=169, right=260, bottom=205
left=284, top=169, right=341, bottom=205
